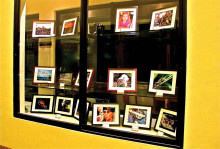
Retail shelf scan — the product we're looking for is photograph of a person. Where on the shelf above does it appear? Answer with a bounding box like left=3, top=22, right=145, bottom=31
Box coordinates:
left=73, top=99, right=91, bottom=120
left=115, top=8, right=137, bottom=32
left=92, top=104, right=119, bottom=125
left=123, top=105, right=152, bottom=129
left=54, top=97, right=74, bottom=116
left=74, top=68, right=94, bottom=89
left=61, top=17, right=77, bottom=36
left=150, top=6, right=177, bottom=30
left=108, top=69, right=137, bottom=92
left=33, top=66, right=56, bottom=84
left=149, top=70, right=177, bottom=95
left=32, top=20, right=55, bottom=37
left=155, top=108, right=177, bottom=137
left=31, top=95, right=54, bottom=113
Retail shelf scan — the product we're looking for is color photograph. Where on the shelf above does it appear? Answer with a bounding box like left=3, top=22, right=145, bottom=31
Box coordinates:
left=155, top=108, right=177, bottom=137
left=59, top=73, right=73, bottom=85
left=33, top=66, right=56, bottom=84
left=32, top=20, right=55, bottom=37
left=61, top=17, right=77, bottom=36
left=112, top=73, right=132, bottom=87
left=149, top=70, right=177, bottom=95
left=55, top=97, right=74, bottom=116
left=150, top=6, right=177, bottom=30
left=115, top=8, right=137, bottom=32
left=159, top=112, right=177, bottom=132
left=92, top=104, right=120, bottom=125
left=123, top=105, right=152, bottom=129
left=37, top=69, right=52, bottom=81
left=108, top=69, right=137, bottom=92
left=31, top=95, right=54, bottom=113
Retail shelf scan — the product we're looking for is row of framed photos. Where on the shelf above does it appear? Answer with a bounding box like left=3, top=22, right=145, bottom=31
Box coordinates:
left=31, top=6, right=177, bottom=38
left=31, top=95, right=177, bottom=137
left=33, top=66, right=177, bottom=95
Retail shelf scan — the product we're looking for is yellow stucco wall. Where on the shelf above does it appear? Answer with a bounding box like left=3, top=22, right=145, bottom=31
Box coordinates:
left=0, top=0, right=220, bottom=149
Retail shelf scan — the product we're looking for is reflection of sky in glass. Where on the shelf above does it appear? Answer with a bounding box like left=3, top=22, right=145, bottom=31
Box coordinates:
left=36, top=23, right=51, bottom=29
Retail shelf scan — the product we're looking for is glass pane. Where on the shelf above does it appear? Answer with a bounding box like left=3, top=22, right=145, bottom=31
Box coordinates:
left=86, top=0, right=180, bottom=140
left=19, top=0, right=81, bottom=125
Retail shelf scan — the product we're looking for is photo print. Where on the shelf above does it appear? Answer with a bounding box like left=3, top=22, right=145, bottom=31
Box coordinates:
left=159, top=112, right=177, bottom=132
left=92, top=104, right=120, bottom=125
left=113, top=73, right=132, bottom=88
left=55, top=97, right=74, bottom=116
left=149, top=70, right=177, bottom=95
left=73, top=99, right=91, bottom=120
left=155, top=108, right=177, bottom=137
left=33, top=66, right=56, bottom=84
left=32, top=20, right=55, bottom=37
left=108, top=69, right=137, bottom=92
left=97, top=107, right=116, bottom=122
left=115, top=8, right=137, bottom=32
left=31, top=95, right=54, bottom=113
left=123, top=105, right=152, bottom=129
left=61, top=17, right=77, bottom=36
left=152, top=73, right=173, bottom=91
left=150, top=6, right=177, bottom=30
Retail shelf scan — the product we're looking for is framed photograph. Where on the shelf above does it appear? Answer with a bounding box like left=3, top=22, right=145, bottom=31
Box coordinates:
left=123, top=105, right=152, bottom=129
left=155, top=108, right=177, bottom=137
left=54, top=96, right=74, bottom=116
left=32, top=20, right=55, bottom=38
left=115, top=7, right=137, bottom=32
left=61, top=17, right=77, bottom=36
left=33, top=66, right=56, bottom=84
left=107, top=68, right=137, bottom=92
left=149, top=70, right=177, bottom=95
left=73, top=99, right=91, bottom=120
left=31, top=95, right=54, bottom=113
left=74, top=68, right=95, bottom=89
left=92, top=104, right=120, bottom=125
left=150, top=6, right=177, bottom=30
left=59, top=73, right=73, bottom=86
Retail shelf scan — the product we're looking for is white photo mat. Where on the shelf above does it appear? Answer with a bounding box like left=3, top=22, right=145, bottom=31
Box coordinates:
left=123, top=105, right=152, bottom=129
left=92, top=104, right=120, bottom=125
left=149, top=70, right=177, bottom=95
left=54, top=96, right=74, bottom=116
left=61, top=17, right=77, bottom=36
left=33, top=67, right=56, bottom=84
left=31, top=95, right=54, bottom=112
left=115, top=8, right=137, bottom=32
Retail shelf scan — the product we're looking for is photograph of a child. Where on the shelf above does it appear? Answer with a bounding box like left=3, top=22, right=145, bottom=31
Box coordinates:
left=97, top=107, right=115, bottom=122
left=57, top=99, right=71, bottom=112
left=159, top=112, right=177, bottom=132
left=152, top=73, right=173, bottom=91
left=115, top=8, right=137, bottom=32
left=35, top=98, right=50, bottom=110
left=35, top=23, right=51, bottom=35
left=37, top=69, right=52, bottom=81
left=128, top=108, right=148, bottom=125
left=113, top=73, right=132, bottom=87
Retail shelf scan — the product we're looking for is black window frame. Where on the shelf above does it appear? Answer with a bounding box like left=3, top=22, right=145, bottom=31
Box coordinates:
left=13, top=0, right=187, bottom=148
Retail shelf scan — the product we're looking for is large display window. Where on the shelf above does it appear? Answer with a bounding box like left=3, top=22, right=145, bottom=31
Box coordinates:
left=14, top=0, right=186, bottom=148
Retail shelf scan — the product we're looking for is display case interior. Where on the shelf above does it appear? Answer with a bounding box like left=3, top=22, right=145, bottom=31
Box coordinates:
left=14, top=0, right=186, bottom=148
